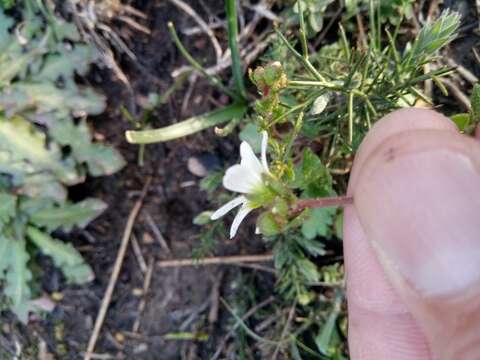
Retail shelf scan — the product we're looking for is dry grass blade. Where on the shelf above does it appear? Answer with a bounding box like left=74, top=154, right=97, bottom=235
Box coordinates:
left=157, top=253, right=274, bottom=268
left=84, top=177, right=152, bottom=360
left=168, top=0, right=223, bottom=63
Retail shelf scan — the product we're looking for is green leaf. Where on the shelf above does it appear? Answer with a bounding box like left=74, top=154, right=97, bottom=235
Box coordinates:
left=239, top=123, right=263, bottom=153
left=296, top=235, right=326, bottom=256
left=0, top=83, right=106, bottom=116
left=301, top=207, right=336, bottom=240
left=33, top=45, right=98, bottom=82
left=26, top=226, right=94, bottom=284
left=0, top=234, right=13, bottom=276
left=193, top=211, right=213, bottom=225
left=4, top=237, right=32, bottom=323
left=29, top=198, right=107, bottom=232
left=407, top=10, right=460, bottom=63
left=294, top=148, right=334, bottom=197
left=315, top=310, right=339, bottom=355
left=257, top=212, right=281, bottom=236
left=298, top=258, right=320, bottom=283
left=470, top=84, right=480, bottom=123
left=0, top=116, right=80, bottom=184
left=451, top=113, right=470, bottom=132
left=126, top=103, right=248, bottom=144
left=0, top=192, right=16, bottom=228
left=49, top=119, right=125, bottom=176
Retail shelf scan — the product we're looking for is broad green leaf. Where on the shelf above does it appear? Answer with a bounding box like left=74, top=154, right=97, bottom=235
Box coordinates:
left=126, top=103, right=248, bottom=144
left=451, top=113, right=470, bottom=132
left=4, top=237, right=32, bottom=323
left=0, top=116, right=80, bottom=184
left=26, top=226, right=94, bottom=284
left=0, top=83, right=106, bottom=116
left=48, top=118, right=125, bottom=176
left=29, top=198, right=107, bottom=232
left=301, top=207, right=336, bottom=240
left=294, top=148, right=334, bottom=197
left=34, top=45, right=97, bottom=82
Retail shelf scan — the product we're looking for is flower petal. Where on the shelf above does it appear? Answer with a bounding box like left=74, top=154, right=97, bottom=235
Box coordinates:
left=240, top=141, right=263, bottom=176
left=210, top=196, right=247, bottom=220
left=230, top=204, right=254, bottom=238
left=261, top=131, right=270, bottom=173
left=223, top=164, right=262, bottom=193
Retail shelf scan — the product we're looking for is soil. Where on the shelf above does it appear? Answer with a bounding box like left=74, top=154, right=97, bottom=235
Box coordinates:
left=0, top=1, right=272, bottom=359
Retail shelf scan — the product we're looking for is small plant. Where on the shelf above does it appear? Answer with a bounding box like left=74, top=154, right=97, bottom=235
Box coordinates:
left=0, top=2, right=124, bottom=320
left=125, top=1, right=460, bottom=357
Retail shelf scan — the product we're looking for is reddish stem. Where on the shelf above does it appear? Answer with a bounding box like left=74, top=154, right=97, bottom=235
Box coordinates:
left=292, top=195, right=353, bottom=216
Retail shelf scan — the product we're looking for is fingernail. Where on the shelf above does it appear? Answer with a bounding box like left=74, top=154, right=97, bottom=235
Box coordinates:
left=355, top=148, right=480, bottom=297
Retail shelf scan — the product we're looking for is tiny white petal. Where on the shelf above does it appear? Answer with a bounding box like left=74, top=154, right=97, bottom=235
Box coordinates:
left=255, top=226, right=261, bottom=234
left=211, top=196, right=247, bottom=220
left=230, top=204, right=254, bottom=238
left=240, top=141, right=263, bottom=176
left=223, top=164, right=262, bottom=193
left=260, top=131, right=270, bottom=173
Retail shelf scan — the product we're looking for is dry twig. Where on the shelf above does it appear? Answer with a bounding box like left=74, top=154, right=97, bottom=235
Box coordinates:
left=84, top=178, right=152, bottom=360
left=132, top=257, right=155, bottom=333
left=131, top=234, right=147, bottom=274
left=144, top=211, right=172, bottom=255
left=157, top=253, right=274, bottom=268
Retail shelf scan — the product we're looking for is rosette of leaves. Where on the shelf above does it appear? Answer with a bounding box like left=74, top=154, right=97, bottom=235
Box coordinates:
left=0, top=5, right=124, bottom=321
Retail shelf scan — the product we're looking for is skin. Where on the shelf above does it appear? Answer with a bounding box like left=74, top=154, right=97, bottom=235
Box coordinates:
left=344, top=108, right=480, bottom=359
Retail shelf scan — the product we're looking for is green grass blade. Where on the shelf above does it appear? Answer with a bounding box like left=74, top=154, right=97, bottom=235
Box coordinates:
left=226, top=0, right=246, bottom=98
left=125, top=103, right=248, bottom=144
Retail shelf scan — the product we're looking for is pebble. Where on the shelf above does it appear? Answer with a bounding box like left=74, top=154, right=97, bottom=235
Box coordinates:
left=187, top=154, right=220, bottom=177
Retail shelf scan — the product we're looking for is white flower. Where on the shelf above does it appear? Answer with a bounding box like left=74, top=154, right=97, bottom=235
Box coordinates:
left=211, top=131, right=270, bottom=238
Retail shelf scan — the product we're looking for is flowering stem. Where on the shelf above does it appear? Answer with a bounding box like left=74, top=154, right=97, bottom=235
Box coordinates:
left=292, top=195, right=353, bottom=216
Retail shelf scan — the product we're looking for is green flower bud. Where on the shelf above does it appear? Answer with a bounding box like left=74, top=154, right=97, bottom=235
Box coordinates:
left=257, top=211, right=281, bottom=236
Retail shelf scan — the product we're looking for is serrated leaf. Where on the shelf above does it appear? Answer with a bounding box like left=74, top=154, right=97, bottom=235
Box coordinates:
left=4, top=237, right=32, bottom=323
left=302, top=207, right=336, bottom=240
left=0, top=116, right=80, bottom=184
left=0, top=83, right=106, bottom=116
left=294, top=148, right=334, bottom=197
left=29, top=198, right=107, bottom=232
left=0, top=192, right=16, bottom=227
left=48, top=119, right=125, bottom=176
left=34, top=45, right=97, bottom=82
left=0, top=234, right=13, bottom=276
left=26, top=226, right=94, bottom=284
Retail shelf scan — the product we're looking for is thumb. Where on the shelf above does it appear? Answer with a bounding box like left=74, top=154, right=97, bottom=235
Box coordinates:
left=352, top=109, right=480, bottom=358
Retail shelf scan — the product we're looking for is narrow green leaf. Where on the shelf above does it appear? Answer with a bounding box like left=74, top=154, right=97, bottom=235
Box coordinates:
left=4, top=237, right=32, bottom=322
left=125, top=103, right=247, bottom=144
